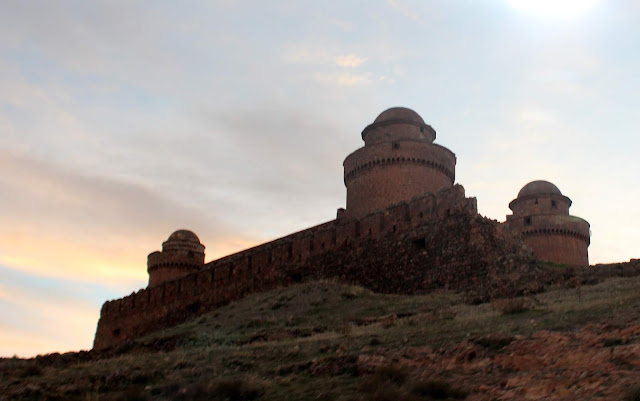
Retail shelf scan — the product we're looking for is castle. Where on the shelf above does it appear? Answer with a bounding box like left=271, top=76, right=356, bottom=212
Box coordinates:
left=94, top=107, right=590, bottom=349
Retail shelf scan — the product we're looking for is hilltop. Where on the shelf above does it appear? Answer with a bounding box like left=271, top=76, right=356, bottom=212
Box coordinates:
left=3, top=267, right=640, bottom=401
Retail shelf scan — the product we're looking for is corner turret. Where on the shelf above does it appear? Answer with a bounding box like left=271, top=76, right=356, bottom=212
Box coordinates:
left=147, top=229, right=205, bottom=287
left=505, top=180, right=590, bottom=265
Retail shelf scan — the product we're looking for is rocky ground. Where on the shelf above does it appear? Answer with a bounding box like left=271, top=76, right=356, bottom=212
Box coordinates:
left=2, top=271, right=640, bottom=400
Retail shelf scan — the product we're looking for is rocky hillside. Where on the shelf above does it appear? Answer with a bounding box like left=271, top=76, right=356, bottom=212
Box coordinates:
left=2, top=271, right=640, bottom=400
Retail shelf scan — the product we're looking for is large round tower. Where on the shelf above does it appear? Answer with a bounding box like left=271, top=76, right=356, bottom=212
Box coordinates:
left=147, top=229, right=205, bottom=287
left=343, top=107, right=456, bottom=218
left=505, top=180, right=590, bottom=266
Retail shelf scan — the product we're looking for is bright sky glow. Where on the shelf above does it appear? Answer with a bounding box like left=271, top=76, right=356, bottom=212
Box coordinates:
left=506, top=0, right=601, bottom=17
left=1, top=0, right=639, bottom=358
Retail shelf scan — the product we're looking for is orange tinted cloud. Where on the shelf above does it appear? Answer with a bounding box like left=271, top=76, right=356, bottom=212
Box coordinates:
left=0, top=150, right=263, bottom=286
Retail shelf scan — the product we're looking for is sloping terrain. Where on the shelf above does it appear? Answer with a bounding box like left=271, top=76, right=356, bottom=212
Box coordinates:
left=2, top=275, right=640, bottom=400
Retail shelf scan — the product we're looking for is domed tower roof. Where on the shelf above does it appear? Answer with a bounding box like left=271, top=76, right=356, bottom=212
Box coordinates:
left=162, top=229, right=205, bottom=253
left=509, top=180, right=572, bottom=215
left=517, top=180, right=562, bottom=198
left=167, top=229, right=201, bottom=243
left=373, top=107, right=425, bottom=124
left=361, top=106, right=435, bottom=143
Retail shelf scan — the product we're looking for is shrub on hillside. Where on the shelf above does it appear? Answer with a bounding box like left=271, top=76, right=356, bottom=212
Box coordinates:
left=491, top=297, right=531, bottom=315
left=371, top=364, right=409, bottom=387
left=170, top=377, right=265, bottom=401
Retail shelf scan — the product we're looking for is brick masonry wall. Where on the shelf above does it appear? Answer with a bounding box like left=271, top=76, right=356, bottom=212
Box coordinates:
left=505, top=213, right=590, bottom=266
left=343, top=140, right=456, bottom=218
left=523, top=233, right=589, bottom=266
left=93, top=185, right=534, bottom=349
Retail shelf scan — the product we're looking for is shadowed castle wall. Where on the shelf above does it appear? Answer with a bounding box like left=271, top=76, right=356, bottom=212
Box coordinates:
left=94, top=185, right=526, bottom=349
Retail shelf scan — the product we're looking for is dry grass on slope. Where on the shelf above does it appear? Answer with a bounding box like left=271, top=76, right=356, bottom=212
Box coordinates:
left=2, top=276, right=640, bottom=400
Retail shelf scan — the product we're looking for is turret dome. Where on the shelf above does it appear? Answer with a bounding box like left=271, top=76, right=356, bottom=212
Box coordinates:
left=373, top=107, right=425, bottom=124
left=361, top=106, right=435, bottom=143
left=167, top=229, right=201, bottom=243
left=517, top=180, right=562, bottom=198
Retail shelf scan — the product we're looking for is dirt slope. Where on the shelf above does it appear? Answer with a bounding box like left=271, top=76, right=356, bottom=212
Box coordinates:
left=2, top=276, right=640, bottom=400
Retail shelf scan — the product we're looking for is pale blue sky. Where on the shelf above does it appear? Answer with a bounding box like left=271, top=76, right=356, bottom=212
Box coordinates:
left=1, top=0, right=639, bottom=356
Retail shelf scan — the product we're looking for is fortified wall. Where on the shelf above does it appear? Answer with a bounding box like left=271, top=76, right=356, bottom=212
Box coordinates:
left=94, top=185, right=535, bottom=349
left=94, top=107, right=591, bottom=349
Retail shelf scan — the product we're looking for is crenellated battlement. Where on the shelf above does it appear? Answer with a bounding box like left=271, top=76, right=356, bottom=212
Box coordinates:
left=94, top=185, right=484, bottom=348
left=98, top=184, right=473, bottom=320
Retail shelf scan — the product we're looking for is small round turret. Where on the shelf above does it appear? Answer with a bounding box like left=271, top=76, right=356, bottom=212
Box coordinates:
left=506, top=181, right=590, bottom=265
left=147, top=229, right=206, bottom=287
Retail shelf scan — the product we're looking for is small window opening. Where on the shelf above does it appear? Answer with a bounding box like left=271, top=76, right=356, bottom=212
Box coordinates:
left=288, top=244, right=293, bottom=259
left=419, top=212, right=424, bottom=219
left=392, top=142, right=400, bottom=150
left=368, top=228, right=372, bottom=237
left=268, top=253, right=273, bottom=265
left=420, top=126, right=425, bottom=133
left=112, top=328, right=121, bottom=337
left=446, top=209, right=451, bottom=217
left=551, top=200, right=557, bottom=208
left=535, top=198, right=538, bottom=205
left=187, top=302, right=200, bottom=313
left=413, top=238, right=426, bottom=248
left=188, top=250, right=194, bottom=257
left=392, top=225, right=397, bottom=233
left=524, top=216, right=532, bottom=226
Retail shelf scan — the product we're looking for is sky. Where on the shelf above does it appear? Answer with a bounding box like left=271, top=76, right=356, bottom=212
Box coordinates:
left=1, top=0, right=639, bottom=357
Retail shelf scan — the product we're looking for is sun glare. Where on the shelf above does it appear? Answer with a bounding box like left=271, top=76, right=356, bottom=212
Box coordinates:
left=506, top=0, right=600, bottom=18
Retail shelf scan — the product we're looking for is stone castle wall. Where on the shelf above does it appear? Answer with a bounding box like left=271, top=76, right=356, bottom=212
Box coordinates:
left=522, top=232, right=589, bottom=266
left=94, top=185, right=533, bottom=349
left=343, top=141, right=455, bottom=218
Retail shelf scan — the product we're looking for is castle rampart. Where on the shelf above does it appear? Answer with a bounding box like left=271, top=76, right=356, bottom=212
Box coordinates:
left=94, top=185, right=488, bottom=349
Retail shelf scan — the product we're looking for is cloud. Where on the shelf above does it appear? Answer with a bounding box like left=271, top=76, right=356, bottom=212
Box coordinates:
left=0, top=150, right=257, bottom=285
left=387, top=0, right=424, bottom=22
left=314, top=72, right=373, bottom=86
left=281, top=43, right=333, bottom=65
left=328, top=18, right=353, bottom=31
left=335, top=54, right=366, bottom=68
left=516, top=107, right=557, bottom=125
left=282, top=45, right=367, bottom=69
